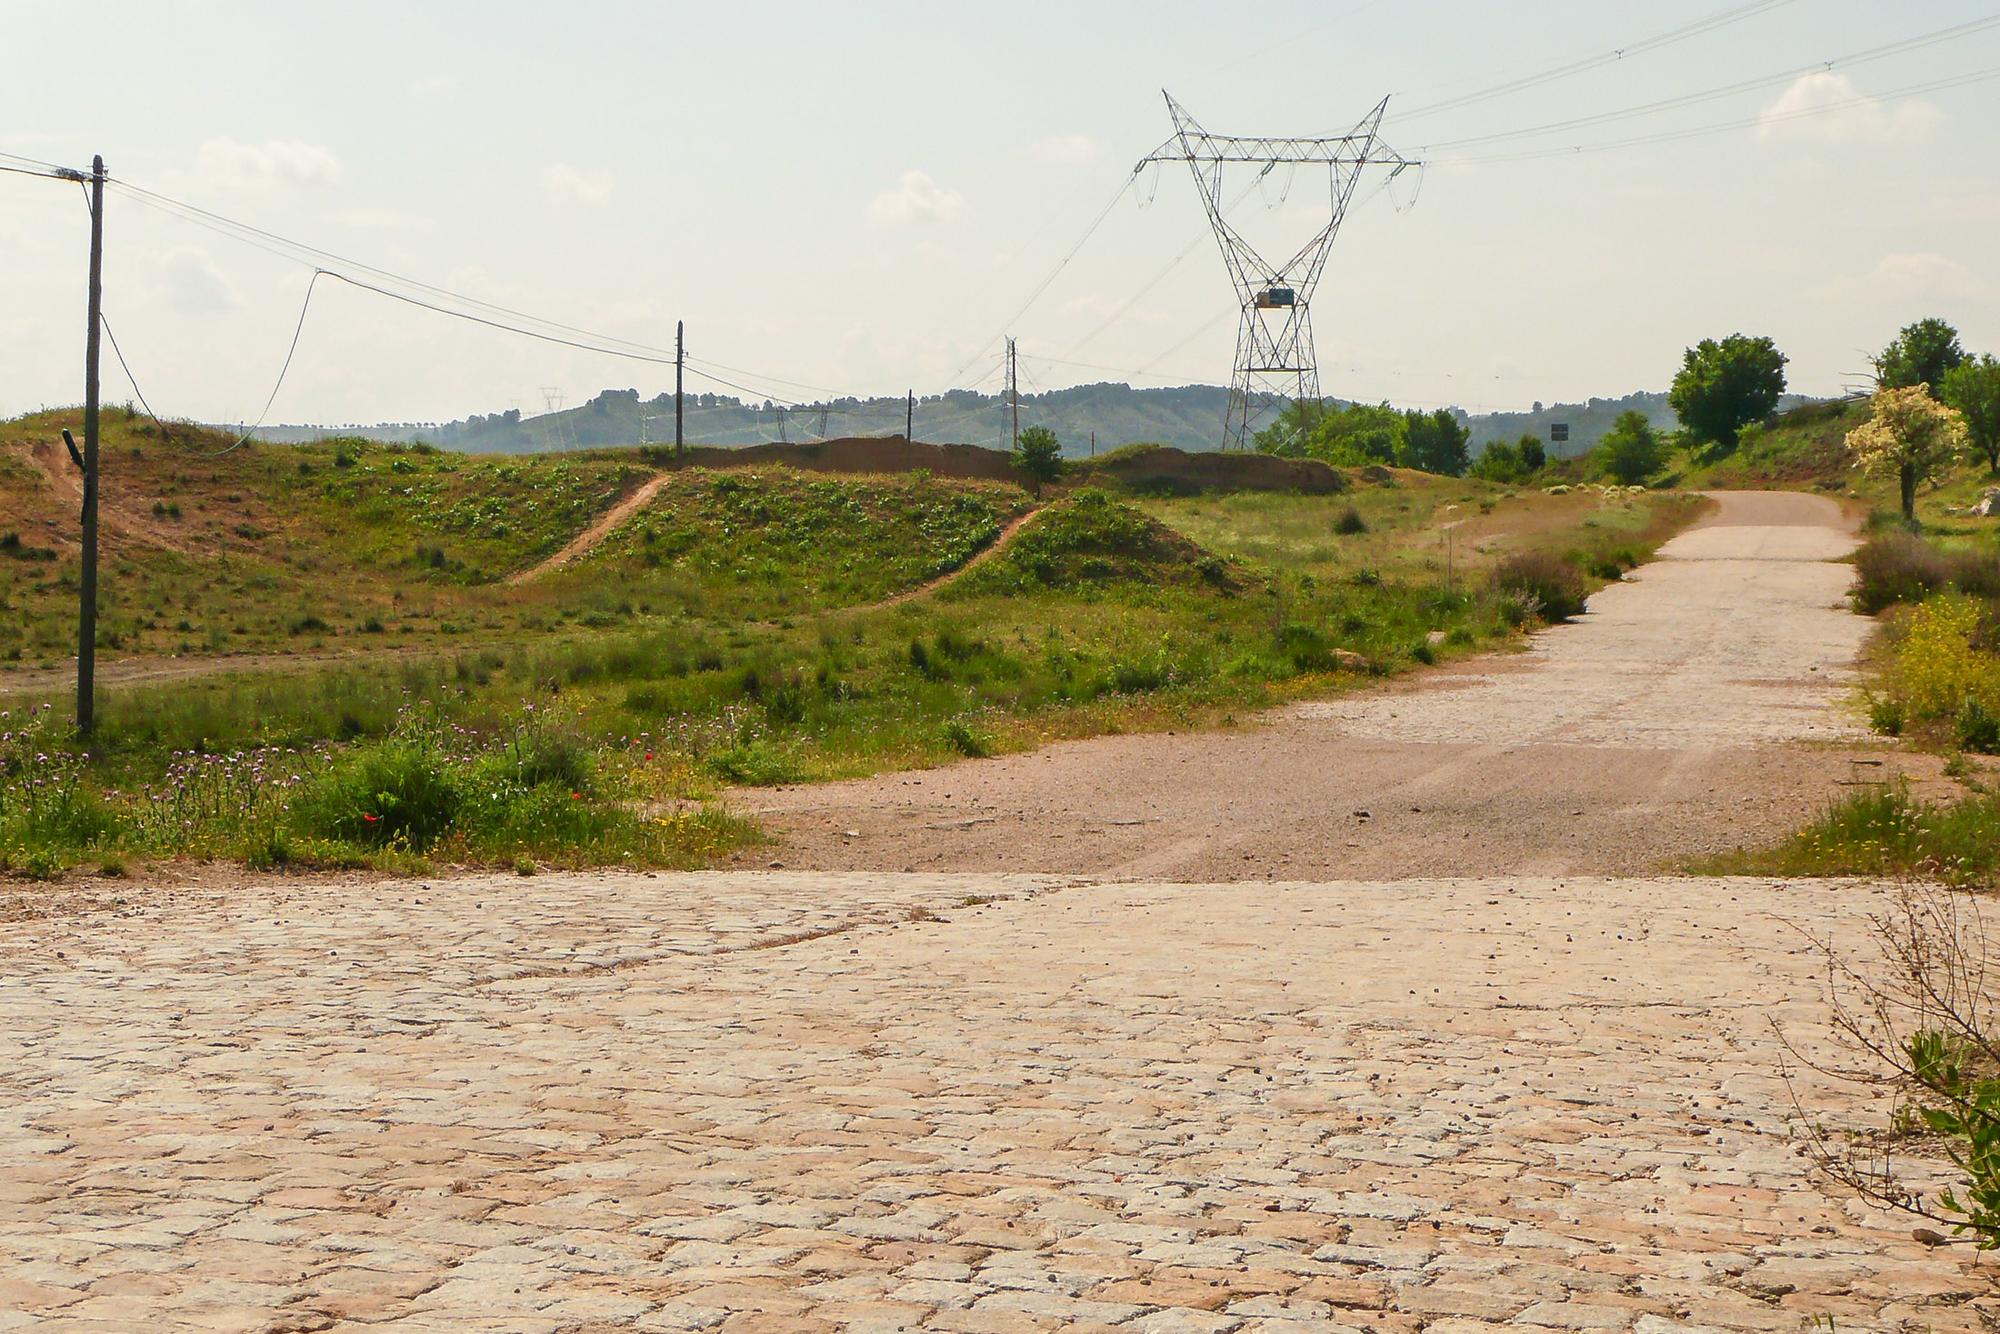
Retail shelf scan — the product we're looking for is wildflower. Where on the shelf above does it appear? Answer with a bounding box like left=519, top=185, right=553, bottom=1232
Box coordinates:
left=571, top=791, right=582, bottom=800
left=362, top=813, right=380, bottom=824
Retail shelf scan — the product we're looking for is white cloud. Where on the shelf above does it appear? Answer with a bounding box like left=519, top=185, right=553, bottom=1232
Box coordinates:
left=1757, top=72, right=1941, bottom=146
left=156, top=245, right=240, bottom=315
left=1868, top=251, right=1981, bottom=299
left=541, top=163, right=613, bottom=207
left=1031, top=133, right=1099, bottom=165
left=867, top=170, right=966, bottom=228
left=197, top=138, right=342, bottom=190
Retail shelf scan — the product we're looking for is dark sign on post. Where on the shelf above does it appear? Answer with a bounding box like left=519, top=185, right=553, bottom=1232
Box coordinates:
left=1549, top=423, right=1570, bottom=444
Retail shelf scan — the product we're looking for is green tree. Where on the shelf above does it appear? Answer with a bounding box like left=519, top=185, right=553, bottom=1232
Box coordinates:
left=1847, top=384, right=1970, bottom=521
left=1941, top=354, right=2000, bottom=474
left=1253, top=399, right=1325, bottom=456
left=1399, top=408, right=1470, bottom=476
left=1596, top=410, right=1666, bottom=485
left=1255, top=400, right=1403, bottom=466
left=1468, top=433, right=1546, bottom=484
left=1012, top=425, right=1063, bottom=500
left=1469, top=438, right=1519, bottom=483
left=1669, top=334, right=1787, bottom=448
left=1878, top=317, right=1967, bottom=394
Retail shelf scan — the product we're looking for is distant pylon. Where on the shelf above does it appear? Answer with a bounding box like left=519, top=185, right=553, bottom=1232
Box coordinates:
left=1139, top=93, right=1418, bottom=450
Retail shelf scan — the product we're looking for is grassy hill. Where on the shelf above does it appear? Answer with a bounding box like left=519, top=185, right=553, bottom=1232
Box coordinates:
left=0, top=409, right=1029, bottom=666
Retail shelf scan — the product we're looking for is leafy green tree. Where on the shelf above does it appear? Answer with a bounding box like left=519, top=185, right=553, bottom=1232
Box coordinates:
left=1398, top=408, right=1470, bottom=476
left=1848, top=384, right=1970, bottom=521
left=1596, top=410, right=1667, bottom=485
left=1255, top=400, right=1403, bottom=466
left=1942, top=354, right=2000, bottom=474
left=1878, top=317, right=1967, bottom=394
left=1469, top=438, right=1519, bottom=482
left=1012, top=425, right=1063, bottom=500
left=1469, top=433, right=1546, bottom=484
left=1669, top=334, right=1787, bottom=448
left=1253, top=399, right=1326, bottom=457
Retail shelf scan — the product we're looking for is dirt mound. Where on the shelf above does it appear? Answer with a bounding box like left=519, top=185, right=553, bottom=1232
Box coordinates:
left=662, top=437, right=1018, bottom=483
left=1075, top=444, right=1347, bottom=495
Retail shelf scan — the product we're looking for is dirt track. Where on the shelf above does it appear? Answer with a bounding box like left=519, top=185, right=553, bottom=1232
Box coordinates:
left=735, top=491, right=1905, bottom=879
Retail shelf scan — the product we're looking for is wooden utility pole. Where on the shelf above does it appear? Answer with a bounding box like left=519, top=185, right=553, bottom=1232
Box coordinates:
left=905, top=389, right=913, bottom=443
left=1090, top=430, right=1096, bottom=458
left=78, top=155, right=105, bottom=737
left=674, top=319, right=685, bottom=458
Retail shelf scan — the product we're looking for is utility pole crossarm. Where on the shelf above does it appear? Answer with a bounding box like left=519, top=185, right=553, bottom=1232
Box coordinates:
left=1137, top=94, right=1419, bottom=170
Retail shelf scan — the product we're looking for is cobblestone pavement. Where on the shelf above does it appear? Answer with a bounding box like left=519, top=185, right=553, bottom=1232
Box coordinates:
left=3, top=870, right=1991, bottom=1330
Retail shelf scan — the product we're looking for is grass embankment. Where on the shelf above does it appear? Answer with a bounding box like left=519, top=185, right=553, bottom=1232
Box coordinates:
left=1, top=423, right=1701, bottom=877
left=0, top=408, right=1029, bottom=662
left=1699, top=525, right=2000, bottom=884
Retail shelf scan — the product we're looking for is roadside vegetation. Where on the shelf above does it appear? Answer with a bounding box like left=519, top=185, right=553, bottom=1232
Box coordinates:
left=1, top=415, right=1702, bottom=878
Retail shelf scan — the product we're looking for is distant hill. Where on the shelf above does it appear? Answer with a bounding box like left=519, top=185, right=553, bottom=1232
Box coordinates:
left=241, top=382, right=1824, bottom=458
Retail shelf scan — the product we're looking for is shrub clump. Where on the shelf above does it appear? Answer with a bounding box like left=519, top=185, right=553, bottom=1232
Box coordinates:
left=1489, top=551, right=1589, bottom=622
left=1853, top=531, right=2000, bottom=615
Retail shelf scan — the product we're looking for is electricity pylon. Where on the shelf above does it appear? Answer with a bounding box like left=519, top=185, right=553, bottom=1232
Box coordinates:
left=1140, top=92, right=1416, bottom=450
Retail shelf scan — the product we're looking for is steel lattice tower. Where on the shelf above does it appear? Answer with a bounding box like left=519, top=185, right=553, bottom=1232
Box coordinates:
left=1141, top=93, right=1415, bottom=450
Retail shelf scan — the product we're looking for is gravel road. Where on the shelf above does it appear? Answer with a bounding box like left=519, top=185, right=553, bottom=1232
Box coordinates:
left=733, top=491, right=1894, bottom=880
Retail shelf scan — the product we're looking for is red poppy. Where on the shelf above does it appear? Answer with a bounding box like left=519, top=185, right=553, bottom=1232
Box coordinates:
left=644, top=752, right=654, bottom=761
left=362, top=813, right=380, bottom=824
left=570, top=791, right=581, bottom=800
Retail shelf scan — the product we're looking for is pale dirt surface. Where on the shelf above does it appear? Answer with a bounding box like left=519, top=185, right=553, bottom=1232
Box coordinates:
left=0, top=869, right=1989, bottom=1329
left=508, top=474, right=673, bottom=586
left=7, top=488, right=1990, bottom=1328
left=731, top=491, right=1905, bottom=881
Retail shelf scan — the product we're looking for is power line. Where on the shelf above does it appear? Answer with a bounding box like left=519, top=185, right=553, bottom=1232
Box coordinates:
left=98, top=315, right=162, bottom=423
left=1412, top=14, right=2000, bottom=155
left=108, top=178, right=686, bottom=363
left=1394, top=0, right=1800, bottom=123
left=946, top=171, right=1141, bottom=387
left=105, top=176, right=825, bottom=404
left=1438, top=60, right=2000, bottom=165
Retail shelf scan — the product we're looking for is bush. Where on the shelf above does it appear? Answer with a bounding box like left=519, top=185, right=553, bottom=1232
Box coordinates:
left=289, top=732, right=461, bottom=850
left=1890, top=596, right=2000, bottom=724
left=1853, top=532, right=2000, bottom=615
left=1490, top=551, right=1588, bottom=622
left=1854, top=531, right=1958, bottom=613
left=1958, top=696, right=2000, bottom=754
left=1333, top=506, right=1368, bottom=535
left=941, top=718, right=992, bottom=758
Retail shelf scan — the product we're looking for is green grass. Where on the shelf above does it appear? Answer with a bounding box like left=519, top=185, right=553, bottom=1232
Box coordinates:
left=1697, top=780, right=2000, bottom=886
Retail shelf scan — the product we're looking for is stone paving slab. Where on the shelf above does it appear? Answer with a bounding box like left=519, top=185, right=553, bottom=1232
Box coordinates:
left=1, top=870, right=1992, bottom=1329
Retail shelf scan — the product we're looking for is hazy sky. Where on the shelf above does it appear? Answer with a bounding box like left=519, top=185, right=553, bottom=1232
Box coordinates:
left=4, top=0, right=1997, bottom=425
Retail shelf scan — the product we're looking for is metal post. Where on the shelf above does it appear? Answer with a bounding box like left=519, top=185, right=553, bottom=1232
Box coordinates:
left=674, top=319, right=685, bottom=458
left=78, top=154, right=105, bottom=738
left=1007, top=338, right=1019, bottom=449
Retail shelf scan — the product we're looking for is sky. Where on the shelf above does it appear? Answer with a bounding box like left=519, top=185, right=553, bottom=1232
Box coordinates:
left=3, top=0, right=1998, bottom=426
